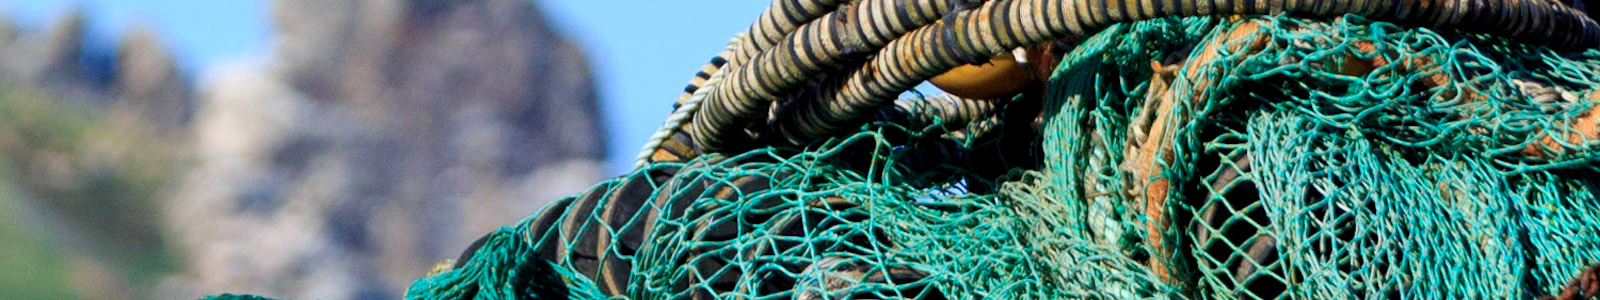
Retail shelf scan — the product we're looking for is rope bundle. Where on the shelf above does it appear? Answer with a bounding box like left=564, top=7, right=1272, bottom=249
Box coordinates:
left=639, top=0, right=1600, bottom=164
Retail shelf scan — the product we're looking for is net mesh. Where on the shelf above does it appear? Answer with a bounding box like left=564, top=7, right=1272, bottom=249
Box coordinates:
left=391, top=15, right=1600, bottom=300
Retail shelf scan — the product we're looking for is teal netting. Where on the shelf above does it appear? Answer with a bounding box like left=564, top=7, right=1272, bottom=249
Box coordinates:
left=199, top=294, right=282, bottom=300
left=403, top=15, right=1600, bottom=300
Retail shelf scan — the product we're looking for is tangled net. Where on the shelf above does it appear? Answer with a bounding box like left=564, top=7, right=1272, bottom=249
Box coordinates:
left=394, top=14, right=1600, bottom=300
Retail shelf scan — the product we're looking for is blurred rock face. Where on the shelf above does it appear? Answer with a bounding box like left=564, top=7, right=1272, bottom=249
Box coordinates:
left=161, top=0, right=608, bottom=299
left=0, top=11, right=188, bottom=125
left=274, top=0, right=605, bottom=172
left=1, top=12, right=113, bottom=106
left=0, top=10, right=194, bottom=300
left=0, top=1, right=603, bottom=298
left=113, top=30, right=194, bottom=128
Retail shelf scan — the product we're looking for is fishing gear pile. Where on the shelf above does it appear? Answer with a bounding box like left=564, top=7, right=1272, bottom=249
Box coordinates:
left=219, top=0, right=1600, bottom=299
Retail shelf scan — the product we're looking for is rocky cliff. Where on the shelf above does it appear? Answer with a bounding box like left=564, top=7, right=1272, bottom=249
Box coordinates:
left=164, top=0, right=607, bottom=298
left=0, top=0, right=608, bottom=299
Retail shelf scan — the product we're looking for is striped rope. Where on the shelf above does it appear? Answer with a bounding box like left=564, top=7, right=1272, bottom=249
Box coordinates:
left=637, top=34, right=745, bottom=170
left=768, top=0, right=1600, bottom=146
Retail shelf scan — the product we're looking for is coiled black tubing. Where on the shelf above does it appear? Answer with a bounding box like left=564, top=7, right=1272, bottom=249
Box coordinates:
left=654, top=0, right=852, bottom=165
left=674, top=0, right=850, bottom=107
left=686, top=0, right=1599, bottom=152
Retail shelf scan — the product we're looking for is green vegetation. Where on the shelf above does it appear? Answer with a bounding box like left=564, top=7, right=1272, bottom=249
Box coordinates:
left=0, top=167, right=83, bottom=300
left=0, top=84, right=183, bottom=296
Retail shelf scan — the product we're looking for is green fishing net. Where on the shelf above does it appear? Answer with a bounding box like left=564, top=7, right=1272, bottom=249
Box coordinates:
left=403, top=15, right=1600, bottom=300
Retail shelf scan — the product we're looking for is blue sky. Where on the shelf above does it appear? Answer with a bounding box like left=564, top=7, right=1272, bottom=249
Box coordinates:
left=0, top=0, right=774, bottom=174
left=0, top=1, right=272, bottom=71
left=542, top=0, right=772, bottom=173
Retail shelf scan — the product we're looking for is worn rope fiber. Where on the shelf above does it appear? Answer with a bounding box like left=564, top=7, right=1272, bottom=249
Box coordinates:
left=638, top=35, right=744, bottom=170
left=688, top=0, right=985, bottom=151
left=639, top=58, right=1001, bottom=169
left=673, top=0, right=850, bottom=107
left=696, top=0, right=1600, bottom=150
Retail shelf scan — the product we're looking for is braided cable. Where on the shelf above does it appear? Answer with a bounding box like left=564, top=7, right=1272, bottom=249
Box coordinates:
left=637, top=34, right=745, bottom=170
left=674, top=0, right=852, bottom=107
left=688, top=0, right=986, bottom=152
left=770, top=0, right=1600, bottom=146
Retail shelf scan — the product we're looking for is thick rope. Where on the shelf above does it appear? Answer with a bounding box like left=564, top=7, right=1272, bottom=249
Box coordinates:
left=767, top=0, right=1600, bottom=146
left=674, top=0, right=850, bottom=107
left=638, top=35, right=744, bottom=170
left=687, top=0, right=984, bottom=152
